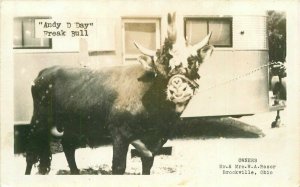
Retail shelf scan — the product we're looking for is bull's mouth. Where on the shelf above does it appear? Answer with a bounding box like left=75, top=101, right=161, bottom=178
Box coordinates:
left=168, top=94, right=193, bottom=113
left=174, top=101, right=189, bottom=113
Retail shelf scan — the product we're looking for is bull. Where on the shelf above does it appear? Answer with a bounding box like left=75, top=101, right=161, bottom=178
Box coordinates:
left=25, top=13, right=213, bottom=175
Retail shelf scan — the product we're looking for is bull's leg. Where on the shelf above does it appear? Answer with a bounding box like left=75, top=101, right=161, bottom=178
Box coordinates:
left=25, top=119, right=52, bottom=175
left=25, top=164, right=33, bottom=175
left=25, top=137, right=52, bottom=175
left=112, top=137, right=129, bottom=175
left=62, top=137, right=80, bottom=174
left=141, top=156, right=154, bottom=175
left=38, top=144, right=52, bottom=175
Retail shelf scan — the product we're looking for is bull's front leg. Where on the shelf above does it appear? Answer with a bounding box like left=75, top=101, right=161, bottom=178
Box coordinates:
left=112, top=136, right=129, bottom=175
left=139, top=137, right=168, bottom=175
left=141, top=156, right=154, bottom=175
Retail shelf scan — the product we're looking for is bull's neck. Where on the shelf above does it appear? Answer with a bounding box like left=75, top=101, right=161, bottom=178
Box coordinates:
left=142, top=76, right=175, bottom=115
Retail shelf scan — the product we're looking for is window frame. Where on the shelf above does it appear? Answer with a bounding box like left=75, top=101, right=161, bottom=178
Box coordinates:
left=184, top=17, right=233, bottom=48
left=122, top=18, right=161, bottom=62
left=13, top=16, right=52, bottom=49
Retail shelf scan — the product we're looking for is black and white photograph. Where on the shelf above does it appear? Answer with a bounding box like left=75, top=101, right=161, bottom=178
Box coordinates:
left=0, top=0, right=299, bottom=186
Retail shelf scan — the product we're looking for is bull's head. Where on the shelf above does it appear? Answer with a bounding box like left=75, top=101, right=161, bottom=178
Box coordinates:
left=135, top=12, right=213, bottom=113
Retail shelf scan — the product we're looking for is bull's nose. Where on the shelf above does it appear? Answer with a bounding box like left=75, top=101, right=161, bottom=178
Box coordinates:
left=175, top=93, right=183, bottom=97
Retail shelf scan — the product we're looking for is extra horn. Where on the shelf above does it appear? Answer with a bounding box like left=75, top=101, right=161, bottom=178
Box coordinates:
left=134, top=41, right=156, bottom=57
left=167, top=12, right=177, bottom=43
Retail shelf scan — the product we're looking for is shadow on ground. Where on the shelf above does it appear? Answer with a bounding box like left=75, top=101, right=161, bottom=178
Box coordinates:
left=54, top=117, right=264, bottom=175
left=174, top=117, right=265, bottom=139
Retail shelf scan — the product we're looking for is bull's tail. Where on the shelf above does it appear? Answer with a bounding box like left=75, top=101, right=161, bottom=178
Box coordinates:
left=25, top=69, right=55, bottom=175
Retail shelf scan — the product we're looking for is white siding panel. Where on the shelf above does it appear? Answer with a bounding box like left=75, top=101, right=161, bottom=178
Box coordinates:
left=87, top=18, right=116, bottom=51
left=233, top=16, right=267, bottom=50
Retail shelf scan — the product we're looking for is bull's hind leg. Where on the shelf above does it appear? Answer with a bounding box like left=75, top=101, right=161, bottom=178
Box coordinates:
left=25, top=151, right=38, bottom=175
left=62, top=136, right=80, bottom=174
left=25, top=135, right=52, bottom=175
left=38, top=142, right=52, bottom=174
left=25, top=132, right=38, bottom=175
left=141, top=156, right=154, bottom=175
left=25, top=120, right=52, bottom=175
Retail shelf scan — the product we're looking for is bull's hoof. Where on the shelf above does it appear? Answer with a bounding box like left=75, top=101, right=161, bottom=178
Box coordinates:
left=38, top=167, right=50, bottom=175
left=112, top=168, right=126, bottom=175
left=70, top=169, right=80, bottom=175
left=142, top=171, right=151, bottom=175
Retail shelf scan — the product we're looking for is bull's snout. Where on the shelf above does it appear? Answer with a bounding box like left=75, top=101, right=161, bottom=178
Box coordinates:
left=168, top=79, right=188, bottom=100
left=167, top=75, right=194, bottom=106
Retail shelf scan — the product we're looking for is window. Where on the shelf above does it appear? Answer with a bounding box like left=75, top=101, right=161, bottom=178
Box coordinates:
left=122, top=18, right=160, bottom=61
left=185, top=17, right=232, bottom=47
left=13, top=17, right=52, bottom=49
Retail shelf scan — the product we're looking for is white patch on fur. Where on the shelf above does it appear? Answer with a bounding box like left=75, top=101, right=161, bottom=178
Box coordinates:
left=51, top=127, right=64, bottom=137
left=169, top=46, right=190, bottom=69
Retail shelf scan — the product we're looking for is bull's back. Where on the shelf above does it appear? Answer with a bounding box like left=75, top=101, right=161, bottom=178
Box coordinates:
left=32, top=65, right=151, bottom=121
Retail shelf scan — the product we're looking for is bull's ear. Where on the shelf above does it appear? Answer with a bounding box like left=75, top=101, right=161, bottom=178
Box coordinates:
left=199, top=45, right=214, bottom=61
left=138, top=55, right=154, bottom=72
left=137, top=71, right=157, bottom=82
left=137, top=55, right=157, bottom=82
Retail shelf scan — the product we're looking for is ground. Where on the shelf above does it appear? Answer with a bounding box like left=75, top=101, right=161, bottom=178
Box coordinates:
left=14, top=109, right=291, bottom=176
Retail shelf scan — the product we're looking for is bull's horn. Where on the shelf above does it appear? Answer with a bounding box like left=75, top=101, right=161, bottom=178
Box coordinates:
left=190, top=32, right=212, bottom=54
left=51, top=126, right=64, bottom=137
left=133, top=42, right=156, bottom=57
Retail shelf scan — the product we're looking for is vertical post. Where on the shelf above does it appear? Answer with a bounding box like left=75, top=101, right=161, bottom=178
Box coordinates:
left=272, top=109, right=282, bottom=128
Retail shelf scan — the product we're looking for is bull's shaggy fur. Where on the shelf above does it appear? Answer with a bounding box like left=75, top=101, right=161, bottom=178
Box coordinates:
left=25, top=64, right=178, bottom=175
